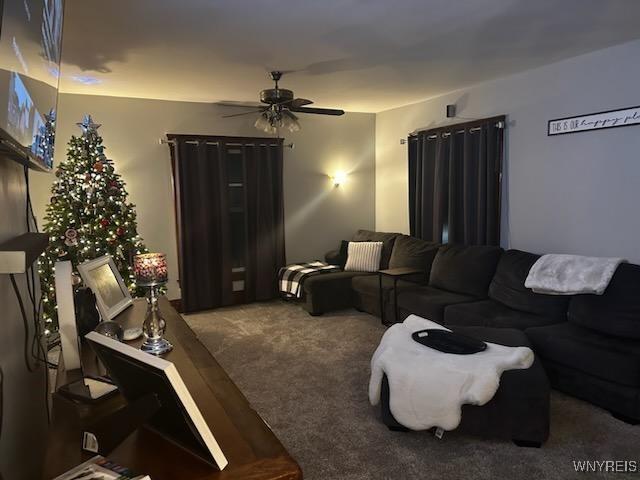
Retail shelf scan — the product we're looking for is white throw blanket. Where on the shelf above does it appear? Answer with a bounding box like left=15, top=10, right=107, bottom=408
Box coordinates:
left=524, top=254, right=625, bottom=295
left=369, top=315, right=533, bottom=431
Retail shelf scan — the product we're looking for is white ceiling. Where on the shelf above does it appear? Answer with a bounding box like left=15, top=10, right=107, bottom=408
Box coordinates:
left=59, top=0, right=640, bottom=113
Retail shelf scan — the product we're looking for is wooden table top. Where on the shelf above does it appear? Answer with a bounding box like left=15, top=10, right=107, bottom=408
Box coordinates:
left=378, top=267, right=424, bottom=277
left=42, top=298, right=302, bottom=480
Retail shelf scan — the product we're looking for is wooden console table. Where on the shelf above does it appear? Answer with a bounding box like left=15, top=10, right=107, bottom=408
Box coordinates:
left=42, top=298, right=302, bottom=480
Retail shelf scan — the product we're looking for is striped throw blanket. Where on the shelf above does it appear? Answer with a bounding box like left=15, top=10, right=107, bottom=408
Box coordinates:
left=278, top=261, right=341, bottom=299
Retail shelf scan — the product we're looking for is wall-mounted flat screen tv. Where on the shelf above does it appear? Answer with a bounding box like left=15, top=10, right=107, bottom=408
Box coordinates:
left=0, top=0, right=64, bottom=171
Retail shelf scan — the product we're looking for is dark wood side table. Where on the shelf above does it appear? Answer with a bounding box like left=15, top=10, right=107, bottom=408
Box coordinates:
left=43, top=298, right=302, bottom=480
left=378, top=267, right=424, bottom=326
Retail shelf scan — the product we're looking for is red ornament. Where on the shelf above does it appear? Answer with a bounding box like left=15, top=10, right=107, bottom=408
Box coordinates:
left=93, top=161, right=104, bottom=172
left=116, top=227, right=125, bottom=236
left=85, top=173, right=91, bottom=181
left=100, top=218, right=110, bottom=227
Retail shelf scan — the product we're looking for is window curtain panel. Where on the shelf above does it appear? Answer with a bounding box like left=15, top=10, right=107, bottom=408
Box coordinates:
left=169, top=136, right=285, bottom=313
left=409, top=117, right=504, bottom=246
left=170, top=138, right=233, bottom=312
left=243, top=142, right=286, bottom=302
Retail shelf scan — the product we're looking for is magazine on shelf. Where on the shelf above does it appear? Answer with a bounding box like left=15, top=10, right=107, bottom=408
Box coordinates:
left=52, top=455, right=150, bottom=480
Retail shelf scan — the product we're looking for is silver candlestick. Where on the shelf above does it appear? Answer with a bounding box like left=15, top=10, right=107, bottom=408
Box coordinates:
left=140, top=281, right=173, bottom=355
left=134, top=253, right=172, bottom=355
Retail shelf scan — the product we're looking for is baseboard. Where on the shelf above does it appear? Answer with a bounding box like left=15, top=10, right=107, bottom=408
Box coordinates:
left=169, top=298, right=183, bottom=313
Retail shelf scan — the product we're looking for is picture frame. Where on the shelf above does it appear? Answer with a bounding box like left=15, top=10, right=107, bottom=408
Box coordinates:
left=86, top=331, right=229, bottom=469
left=77, top=255, right=133, bottom=321
left=548, top=105, right=640, bottom=136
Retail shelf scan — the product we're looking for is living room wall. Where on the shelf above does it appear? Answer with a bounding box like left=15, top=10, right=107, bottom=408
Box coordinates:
left=30, top=94, right=375, bottom=299
left=0, top=158, right=48, bottom=480
left=376, top=39, right=640, bottom=263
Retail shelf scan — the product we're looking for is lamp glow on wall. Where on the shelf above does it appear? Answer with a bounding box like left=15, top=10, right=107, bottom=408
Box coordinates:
left=331, top=171, right=348, bottom=187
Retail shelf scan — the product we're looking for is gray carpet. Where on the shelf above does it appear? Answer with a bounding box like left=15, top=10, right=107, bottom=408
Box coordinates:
left=184, top=301, right=639, bottom=480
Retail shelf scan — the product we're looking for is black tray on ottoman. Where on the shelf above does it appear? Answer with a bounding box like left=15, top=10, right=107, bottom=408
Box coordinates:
left=380, top=326, right=550, bottom=447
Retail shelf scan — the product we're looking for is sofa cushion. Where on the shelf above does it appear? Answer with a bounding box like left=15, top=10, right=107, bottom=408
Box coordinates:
left=334, top=240, right=349, bottom=268
left=303, top=270, right=372, bottom=294
left=429, top=244, right=503, bottom=298
left=396, top=285, right=478, bottom=323
left=489, top=249, right=569, bottom=320
left=344, top=241, right=383, bottom=272
left=302, top=271, right=373, bottom=314
left=352, top=274, right=423, bottom=297
left=351, top=230, right=402, bottom=270
left=526, top=322, right=640, bottom=388
left=353, top=275, right=391, bottom=297
left=388, top=235, right=440, bottom=272
left=444, top=300, right=561, bottom=330
left=567, top=263, right=640, bottom=339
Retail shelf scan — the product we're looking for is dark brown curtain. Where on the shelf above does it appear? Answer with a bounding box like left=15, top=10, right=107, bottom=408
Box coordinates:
left=243, top=142, right=286, bottom=302
left=169, top=135, right=285, bottom=313
left=409, top=116, right=504, bottom=246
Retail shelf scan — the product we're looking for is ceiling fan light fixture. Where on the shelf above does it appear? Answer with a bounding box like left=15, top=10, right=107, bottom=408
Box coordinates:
left=281, top=110, right=301, bottom=133
left=226, top=71, right=343, bottom=133
left=255, top=111, right=276, bottom=134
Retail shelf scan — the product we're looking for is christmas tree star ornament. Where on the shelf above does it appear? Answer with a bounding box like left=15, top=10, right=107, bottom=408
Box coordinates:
left=76, top=114, right=101, bottom=136
left=44, top=109, right=56, bottom=124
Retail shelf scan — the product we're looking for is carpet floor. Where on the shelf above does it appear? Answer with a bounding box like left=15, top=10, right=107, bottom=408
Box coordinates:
left=184, top=301, right=639, bottom=480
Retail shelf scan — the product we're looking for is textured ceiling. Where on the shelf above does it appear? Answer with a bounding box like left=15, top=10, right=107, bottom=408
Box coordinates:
left=59, top=0, right=640, bottom=113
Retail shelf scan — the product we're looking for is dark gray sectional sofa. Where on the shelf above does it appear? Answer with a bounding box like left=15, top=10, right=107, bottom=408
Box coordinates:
left=443, top=249, right=570, bottom=329
left=299, top=229, right=640, bottom=424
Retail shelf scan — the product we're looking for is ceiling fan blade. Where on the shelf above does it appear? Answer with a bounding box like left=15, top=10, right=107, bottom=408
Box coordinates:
left=282, top=110, right=299, bottom=121
left=215, top=101, right=263, bottom=108
left=288, top=98, right=313, bottom=108
left=222, top=110, right=263, bottom=118
left=289, top=106, right=345, bottom=116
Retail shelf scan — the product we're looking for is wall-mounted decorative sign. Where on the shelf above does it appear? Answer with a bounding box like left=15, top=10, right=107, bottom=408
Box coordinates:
left=548, top=105, right=640, bottom=136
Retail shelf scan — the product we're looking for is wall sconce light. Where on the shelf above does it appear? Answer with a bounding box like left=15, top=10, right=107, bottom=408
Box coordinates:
left=331, top=171, right=348, bottom=187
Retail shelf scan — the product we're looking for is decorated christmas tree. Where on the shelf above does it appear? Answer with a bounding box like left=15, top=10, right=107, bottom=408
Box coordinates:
left=39, top=115, right=149, bottom=333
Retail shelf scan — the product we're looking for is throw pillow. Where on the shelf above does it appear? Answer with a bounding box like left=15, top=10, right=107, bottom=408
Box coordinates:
left=336, top=240, right=349, bottom=268
left=344, top=241, right=383, bottom=272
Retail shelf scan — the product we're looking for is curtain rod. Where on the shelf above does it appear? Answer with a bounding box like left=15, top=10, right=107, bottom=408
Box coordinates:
left=400, top=120, right=505, bottom=145
left=159, top=138, right=294, bottom=148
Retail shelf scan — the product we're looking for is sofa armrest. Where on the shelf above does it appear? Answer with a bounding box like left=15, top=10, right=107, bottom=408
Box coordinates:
left=325, top=248, right=341, bottom=265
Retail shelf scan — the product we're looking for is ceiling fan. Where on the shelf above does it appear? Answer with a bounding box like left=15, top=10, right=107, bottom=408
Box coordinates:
left=220, top=71, right=345, bottom=134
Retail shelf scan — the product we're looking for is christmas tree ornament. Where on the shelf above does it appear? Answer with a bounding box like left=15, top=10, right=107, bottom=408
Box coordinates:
left=100, top=218, right=110, bottom=227
left=93, top=161, right=103, bottom=172
left=116, top=226, right=125, bottom=236
left=76, top=114, right=101, bottom=136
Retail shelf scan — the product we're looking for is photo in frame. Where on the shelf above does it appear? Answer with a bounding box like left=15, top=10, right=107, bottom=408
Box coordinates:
left=77, top=255, right=133, bottom=321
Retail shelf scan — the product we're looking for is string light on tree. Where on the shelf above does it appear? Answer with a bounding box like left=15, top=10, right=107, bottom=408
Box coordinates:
left=39, top=114, right=150, bottom=333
